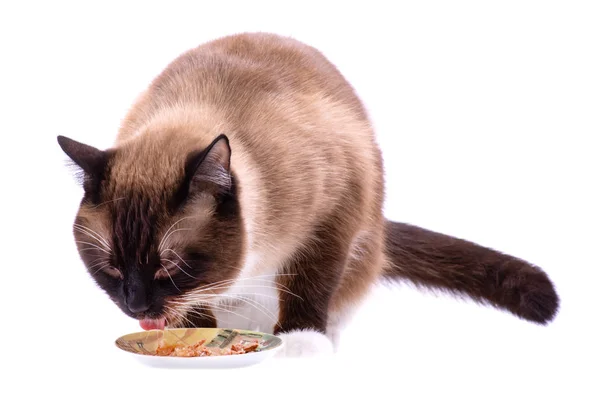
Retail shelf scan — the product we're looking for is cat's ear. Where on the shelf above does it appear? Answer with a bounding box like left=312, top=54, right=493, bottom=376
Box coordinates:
left=185, top=134, right=232, bottom=195
left=57, top=136, right=109, bottom=200
left=57, top=135, right=108, bottom=177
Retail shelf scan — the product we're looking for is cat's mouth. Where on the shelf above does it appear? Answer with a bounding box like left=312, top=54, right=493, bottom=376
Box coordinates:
left=139, top=317, right=166, bottom=331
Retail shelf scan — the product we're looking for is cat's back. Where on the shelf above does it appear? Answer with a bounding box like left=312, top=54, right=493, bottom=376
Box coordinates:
left=163, top=32, right=366, bottom=118
left=119, top=33, right=369, bottom=138
left=119, top=32, right=380, bottom=191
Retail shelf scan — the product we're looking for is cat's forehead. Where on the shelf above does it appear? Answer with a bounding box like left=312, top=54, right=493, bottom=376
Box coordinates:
left=106, top=130, right=214, bottom=194
left=108, top=143, right=185, bottom=194
left=75, top=132, right=222, bottom=255
left=76, top=186, right=215, bottom=266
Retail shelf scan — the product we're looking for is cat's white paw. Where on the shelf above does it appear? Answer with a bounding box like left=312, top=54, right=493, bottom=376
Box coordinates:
left=276, top=329, right=334, bottom=358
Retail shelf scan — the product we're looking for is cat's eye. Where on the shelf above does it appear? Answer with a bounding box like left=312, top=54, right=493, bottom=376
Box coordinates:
left=103, top=266, right=123, bottom=279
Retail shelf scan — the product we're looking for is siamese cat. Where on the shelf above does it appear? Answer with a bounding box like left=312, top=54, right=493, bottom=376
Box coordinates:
left=58, top=32, right=559, bottom=357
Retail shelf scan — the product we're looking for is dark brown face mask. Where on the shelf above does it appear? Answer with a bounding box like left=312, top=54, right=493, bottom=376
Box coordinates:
left=58, top=134, right=245, bottom=328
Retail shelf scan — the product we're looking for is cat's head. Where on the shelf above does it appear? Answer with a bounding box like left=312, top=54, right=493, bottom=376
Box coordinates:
left=58, top=133, right=245, bottom=328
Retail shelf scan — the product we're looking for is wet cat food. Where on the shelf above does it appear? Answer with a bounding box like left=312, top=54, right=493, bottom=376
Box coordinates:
left=155, top=339, right=260, bottom=357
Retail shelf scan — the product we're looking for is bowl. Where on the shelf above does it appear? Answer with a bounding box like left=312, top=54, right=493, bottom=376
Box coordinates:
left=115, top=327, right=283, bottom=368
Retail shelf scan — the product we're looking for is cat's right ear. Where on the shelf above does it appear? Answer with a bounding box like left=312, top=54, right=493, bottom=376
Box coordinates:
left=57, top=136, right=107, bottom=175
left=57, top=136, right=109, bottom=192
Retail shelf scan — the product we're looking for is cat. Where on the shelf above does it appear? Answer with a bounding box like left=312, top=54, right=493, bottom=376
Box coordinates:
left=58, top=32, right=559, bottom=357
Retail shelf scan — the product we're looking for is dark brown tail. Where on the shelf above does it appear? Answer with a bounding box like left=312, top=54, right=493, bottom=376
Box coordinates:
left=383, top=221, right=559, bottom=324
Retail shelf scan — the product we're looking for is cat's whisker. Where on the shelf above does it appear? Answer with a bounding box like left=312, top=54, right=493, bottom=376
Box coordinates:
left=163, top=305, right=189, bottom=328
left=160, top=248, right=194, bottom=270
left=204, top=302, right=257, bottom=324
left=91, top=264, right=112, bottom=276
left=164, top=289, right=283, bottom=329
left=181, top=305, right=215, bottom=320
left=85, top=256, right=105, bottom=266
left=167, top=275, right=299, bottom=323
left=163, top=304, right=179, bottom=317
left=79, top=248, right=109, bottom=253
left=179, top=286, right=299, bottom=308
left=161, top=259, right=196, bottom=280
left=161, top=257, right=193, bottom=270
left=172, top=297, right=235, bottom=317
left=179, top=283, right=240, bottom=298
left=182, top=308, right=218, bottom=323
left=75, top=241, right=111, bottom=255
left=179, top=279, right=238, bottom=294
left=90, top=196, right=126, bottom=210
left=169, top=307, right=192, bottom=329
left=73, top=232, right=110, bottom=252
left=176, top=290, right=284, bottom=317
left=218, top=294, right=281, bottom=328
left=184, top=277, right=242, bottom=291
left=158, top=228, right=193, bottom=253
left=169, top=298, right=247, bottom=313
left=160, top=264, right=181, bottom=293
left=182, top=286, right=301, bottom=302
left=73, top=224, right=111, bottom=251
left=173, top=309, right=197, bottom=328
left=247, top=276, right=300, bottom=294
left=167, top=299, right=216, bottom=311
left=225, top=291, right=281, bottom=302
left=186, top=282, right=302, bottom=300
left=179, top=274, right=301, bottom=298
left=88, top=260, right=110, bottom=270
left=73, top=223, right=110, bottom=243
left=158, top=216, right=197, bottom=252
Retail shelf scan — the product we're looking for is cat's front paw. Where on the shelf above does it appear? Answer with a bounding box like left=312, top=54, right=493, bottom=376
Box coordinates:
left=276, top=329, right=334, bottom=358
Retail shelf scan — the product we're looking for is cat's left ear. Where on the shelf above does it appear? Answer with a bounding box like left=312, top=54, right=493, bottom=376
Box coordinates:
left=185, top=134, right=232, bottom=194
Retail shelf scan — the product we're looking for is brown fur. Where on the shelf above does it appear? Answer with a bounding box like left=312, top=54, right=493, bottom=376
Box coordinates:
left=383, top=222, right=559, bottom=323
left=58, top=32, right=558, bottom=335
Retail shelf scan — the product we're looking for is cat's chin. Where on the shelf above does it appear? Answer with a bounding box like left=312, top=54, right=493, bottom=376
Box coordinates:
left=139, top=318, right=166, bottom=331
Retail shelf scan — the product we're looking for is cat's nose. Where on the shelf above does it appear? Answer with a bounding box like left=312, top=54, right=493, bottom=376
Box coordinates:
left=125, top=286, right=151, bottom=314
left=127, top=299, right=151, bottom=314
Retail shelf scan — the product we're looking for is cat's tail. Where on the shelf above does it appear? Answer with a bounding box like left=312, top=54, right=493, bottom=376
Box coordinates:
left=382, top=221, right=559, bottom=324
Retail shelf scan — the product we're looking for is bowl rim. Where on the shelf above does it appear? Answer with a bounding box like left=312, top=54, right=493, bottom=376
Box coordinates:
left=114, top=327, right=284, bottom=359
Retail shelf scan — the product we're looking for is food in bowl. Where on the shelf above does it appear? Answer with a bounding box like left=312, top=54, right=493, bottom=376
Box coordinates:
left=155, top=338, right=260, bottom=357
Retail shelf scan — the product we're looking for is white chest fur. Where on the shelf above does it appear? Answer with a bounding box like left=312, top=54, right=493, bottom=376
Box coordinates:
left=213, top=251, right=338, bottom=358
left=212, top=252, right=280, bottom=334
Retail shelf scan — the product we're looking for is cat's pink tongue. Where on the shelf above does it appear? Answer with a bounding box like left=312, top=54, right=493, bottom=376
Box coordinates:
left=139, top=318, right=166, bottom=331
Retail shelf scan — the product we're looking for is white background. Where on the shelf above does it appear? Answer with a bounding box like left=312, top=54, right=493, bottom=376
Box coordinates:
left=1, top=1, right=598, bottom=399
